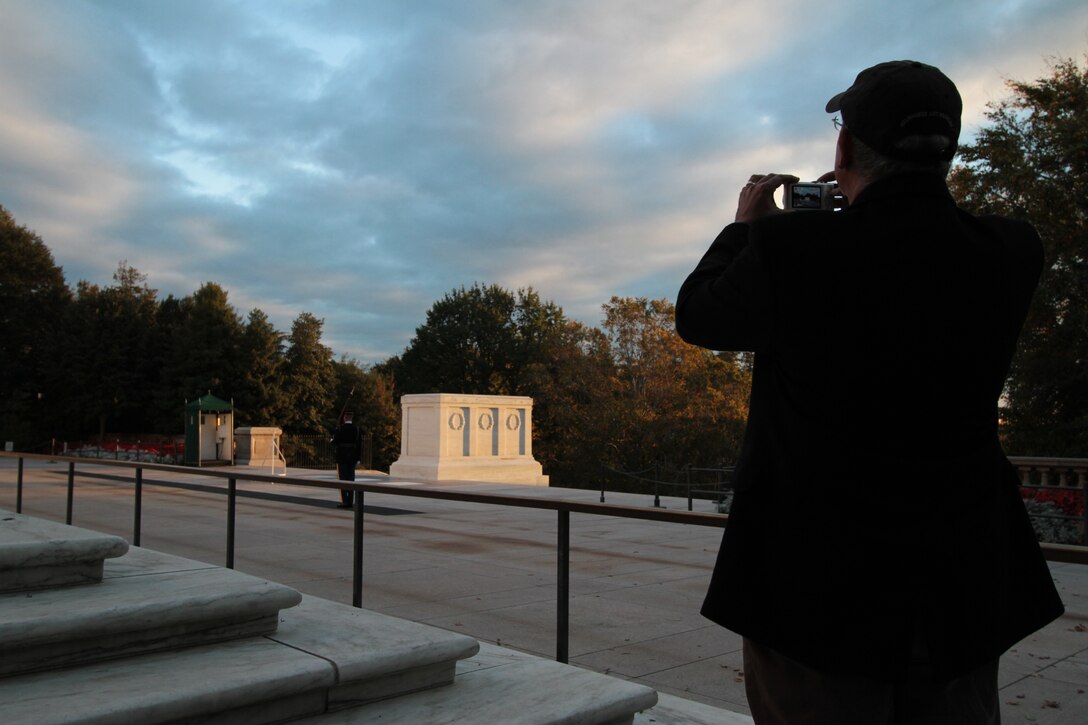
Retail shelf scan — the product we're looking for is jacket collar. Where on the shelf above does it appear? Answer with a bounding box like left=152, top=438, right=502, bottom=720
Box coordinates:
left=848, top=172, right=954, bottom=209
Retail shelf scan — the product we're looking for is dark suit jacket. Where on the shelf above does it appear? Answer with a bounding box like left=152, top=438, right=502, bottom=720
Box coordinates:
left=676, top=172, right=1064, bottom=681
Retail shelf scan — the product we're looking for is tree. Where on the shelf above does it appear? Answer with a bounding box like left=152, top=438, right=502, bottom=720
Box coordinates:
left=599, top=297, right=750, bottom=472
left=393, top=284, right=564, bottom=396
left=235, top=309, right=286, bottom=427
left=0, top=205, right=71, bottom=446
left=278, top=312, right=336, bottom=433
left=948, top=55, right=1088, bottom=455
left=64, top=263, right=159, bottom=439
left=519, top=320, right=621, bottom=486
left=393, top=284, right=516, bottom=395
left=162, top=282, right=244, bottom=407
left=147, top=294, right=187, bottom=432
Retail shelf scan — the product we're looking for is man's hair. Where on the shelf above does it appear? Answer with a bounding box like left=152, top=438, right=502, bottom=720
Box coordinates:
left=852, top=133, right=953, bottom=181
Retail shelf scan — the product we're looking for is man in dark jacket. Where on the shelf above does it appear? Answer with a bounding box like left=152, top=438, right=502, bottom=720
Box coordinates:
left=333, top=411, right=362, bottom=508
left=676, top=60, right=1063, bottom=724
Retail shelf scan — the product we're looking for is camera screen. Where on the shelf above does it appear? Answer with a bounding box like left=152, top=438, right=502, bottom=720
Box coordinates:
left=789, top=184, right=824, bottom=209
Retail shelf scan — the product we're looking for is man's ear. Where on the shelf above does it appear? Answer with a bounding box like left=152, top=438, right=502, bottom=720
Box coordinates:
left=835, top=128, right=853, bottom=170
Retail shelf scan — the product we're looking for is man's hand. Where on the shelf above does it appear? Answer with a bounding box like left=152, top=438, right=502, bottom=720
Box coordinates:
left=815, top=170, right=848, bottom=210
left=735, top=173, right=799, bottom=223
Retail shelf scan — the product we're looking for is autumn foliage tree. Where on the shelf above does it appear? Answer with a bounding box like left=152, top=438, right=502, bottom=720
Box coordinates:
left=599, top=297, right=750, bottom=474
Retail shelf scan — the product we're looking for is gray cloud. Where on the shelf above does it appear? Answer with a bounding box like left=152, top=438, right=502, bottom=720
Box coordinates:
left=1, top=0, right=1085, bottom=363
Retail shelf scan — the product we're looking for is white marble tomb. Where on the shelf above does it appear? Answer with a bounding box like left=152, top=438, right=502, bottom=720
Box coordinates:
left=389, top=394, right=549, bottom=485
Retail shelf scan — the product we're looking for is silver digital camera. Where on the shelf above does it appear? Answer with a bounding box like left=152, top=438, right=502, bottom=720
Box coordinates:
left=784, top=182, right=837, bottom=211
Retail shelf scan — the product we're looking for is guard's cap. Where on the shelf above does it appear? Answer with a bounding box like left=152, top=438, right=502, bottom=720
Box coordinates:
left=826, top=60, right=962, bottom=161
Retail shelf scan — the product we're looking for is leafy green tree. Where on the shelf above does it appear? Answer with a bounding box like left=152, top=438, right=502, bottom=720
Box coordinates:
left=64, top=263, right=159, bottom=439
left=394, top=284, right=563, bottom=395
left=948, top=55, right=1088, bottom=455
left=0, top=205, right=71, bottom=446
left=278, top=312, right=336, bottom=433
left=147, top=294, right=187, bottom=432
left=235, top=309, right=286, bottom=427
left=162, top=282, right=244, bottom=408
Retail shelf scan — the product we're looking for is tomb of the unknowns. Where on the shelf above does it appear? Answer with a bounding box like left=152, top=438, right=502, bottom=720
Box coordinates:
left=390, top=394, right=550, bottom=484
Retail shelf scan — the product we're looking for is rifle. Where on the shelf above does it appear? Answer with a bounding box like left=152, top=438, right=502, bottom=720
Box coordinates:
left=336, top=386, right=356, bottom=425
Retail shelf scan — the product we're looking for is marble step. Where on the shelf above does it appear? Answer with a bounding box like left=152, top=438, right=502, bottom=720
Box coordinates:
left=296, top=642, right=659, bottom=725
left=0, top=512, right=661, bottom=724
left=0, top=509, right=129, bottom=592
left=635, top=693, right=755, bottom=725
left=0, top=546, right=302, bottom=676
left=0, top=594, right=481, bottom=724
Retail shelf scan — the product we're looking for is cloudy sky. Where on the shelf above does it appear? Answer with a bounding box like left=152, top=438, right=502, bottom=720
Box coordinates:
left=2, top=1, right=1086, bottom=364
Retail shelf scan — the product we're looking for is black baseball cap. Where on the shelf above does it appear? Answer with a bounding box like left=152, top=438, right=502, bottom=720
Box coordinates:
left=826, top=60, right=962, bottom=161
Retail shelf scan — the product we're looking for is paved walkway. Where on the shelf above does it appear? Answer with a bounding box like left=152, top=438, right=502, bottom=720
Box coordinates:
left=2, top=459, right=1085, bottom=723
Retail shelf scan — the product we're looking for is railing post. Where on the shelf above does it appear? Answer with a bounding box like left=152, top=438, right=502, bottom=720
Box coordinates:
left=687, top=465, right=693, bottom=512
left=1083, top=475, right=1088, bottom=547
left=353, top=490, right=364, bottom=608
left=66, top=461, right=75, bottom=524
left=133, top=468, right=143, bottom=547
left=16, top=457, right=23, bottom=513
left=226, top=478, right=236, bottom=569
left=557, top=509, right=570, bottom=664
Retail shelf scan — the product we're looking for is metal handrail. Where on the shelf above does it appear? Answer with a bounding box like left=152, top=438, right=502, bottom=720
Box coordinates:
left=271, top=436, right=287, bottom=477
left=599, top=462, right=735, bottom=511
left=2, top=452, right=725, bottom=664
left=3, top=451, right=1086, bottom=667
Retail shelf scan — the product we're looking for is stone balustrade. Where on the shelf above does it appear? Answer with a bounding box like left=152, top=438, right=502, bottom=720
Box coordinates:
left=1008, top=456, right=1088, bottom=487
